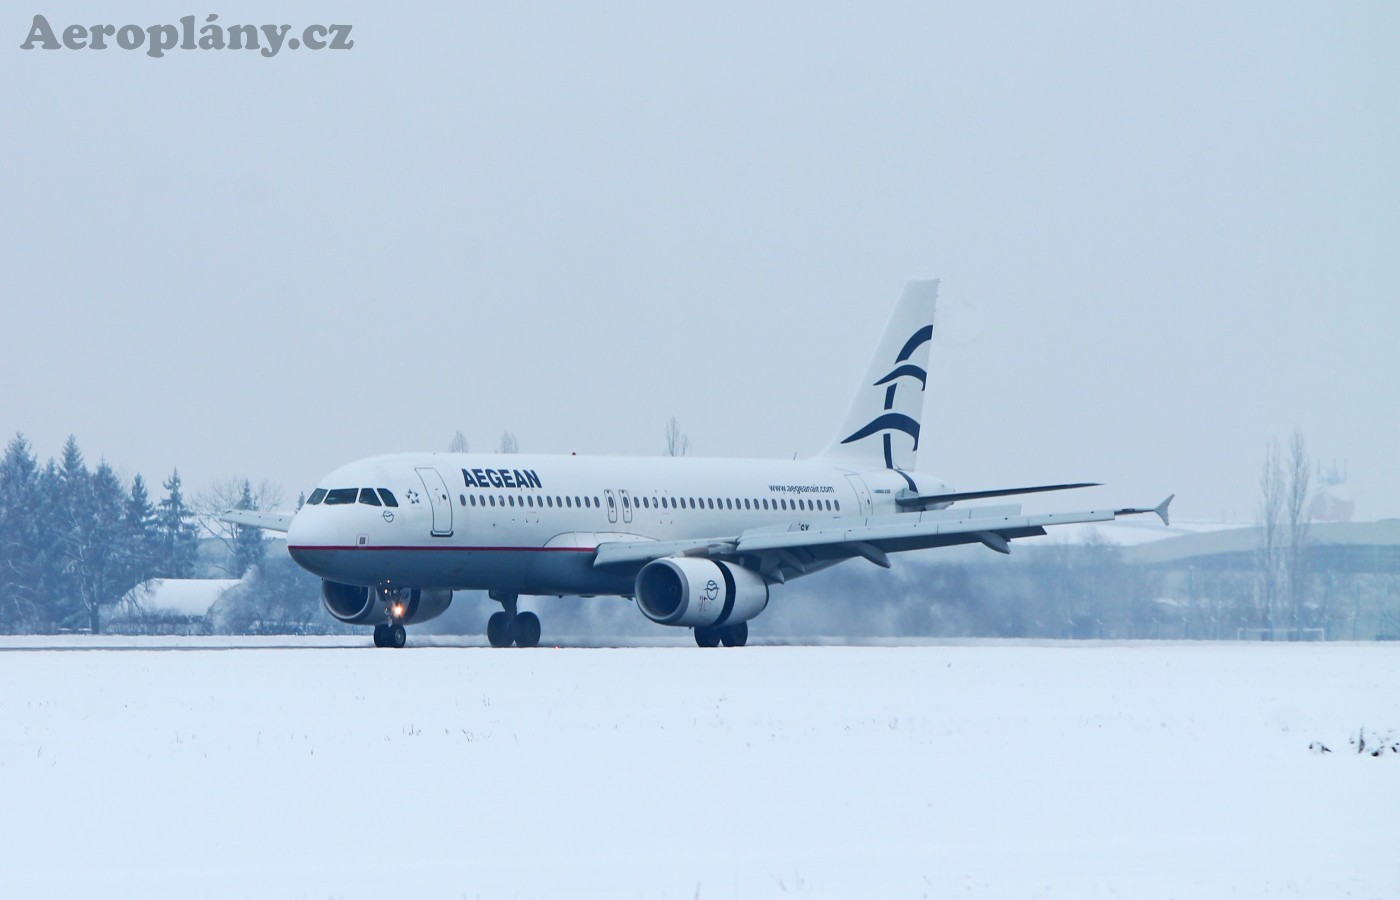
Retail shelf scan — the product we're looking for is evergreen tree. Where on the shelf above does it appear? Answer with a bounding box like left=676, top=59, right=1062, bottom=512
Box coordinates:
left=229, top=480, right=266, bottom=578
left=51, top=436, right=90, bottom=626
left=33, top=458, right=64, bottom=628
left=0, top=434, right=44, bottom=631
left=67, top=460, right=130, bottom=634
left=157, top=470, right=199, bottom=578
left=121, top=474, right=160, bottom=591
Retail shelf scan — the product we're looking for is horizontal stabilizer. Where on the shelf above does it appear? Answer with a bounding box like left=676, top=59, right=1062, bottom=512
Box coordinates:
left=217, top=508, right=293, bottom=533
left=896, top=482, right=1099, bottom=509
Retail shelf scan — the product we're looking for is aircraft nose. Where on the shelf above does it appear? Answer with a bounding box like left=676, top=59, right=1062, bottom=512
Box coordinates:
left=285, top=507, right=331, bottom=555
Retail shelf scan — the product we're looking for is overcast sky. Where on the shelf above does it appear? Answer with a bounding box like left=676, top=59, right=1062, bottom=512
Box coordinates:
left=3, top=2, right=1397, bottom=521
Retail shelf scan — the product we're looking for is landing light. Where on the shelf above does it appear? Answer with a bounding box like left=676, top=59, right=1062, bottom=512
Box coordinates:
left=391, top=603, right=406, bottom=619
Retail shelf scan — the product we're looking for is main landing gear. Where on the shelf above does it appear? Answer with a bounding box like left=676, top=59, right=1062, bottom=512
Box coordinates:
left=486, top=591, right=541, bottom=648
left=694, top=621, right=748, bottom=648
left=372, top=622, right=407, bottom=649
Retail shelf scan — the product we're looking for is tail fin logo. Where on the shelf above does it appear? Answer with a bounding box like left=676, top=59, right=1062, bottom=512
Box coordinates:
left=840, top=325, right=932, bottom=462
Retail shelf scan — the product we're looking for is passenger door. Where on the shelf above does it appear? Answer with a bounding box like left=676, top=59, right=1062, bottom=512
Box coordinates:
left=604, top=489, right=618, bottom=524
left=415, top=467, right=454, bottom=537
left=619, top=489, right=633, bottom=525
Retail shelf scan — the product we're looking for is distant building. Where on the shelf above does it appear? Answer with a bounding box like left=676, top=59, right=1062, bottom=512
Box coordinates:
left=104, top=578, right=241, bottom=635
left=1124, top=520, right=1400, bottom=574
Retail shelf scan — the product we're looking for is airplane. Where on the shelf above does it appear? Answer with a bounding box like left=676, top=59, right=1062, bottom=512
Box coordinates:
left=221, top=279, right=1171, bottom=648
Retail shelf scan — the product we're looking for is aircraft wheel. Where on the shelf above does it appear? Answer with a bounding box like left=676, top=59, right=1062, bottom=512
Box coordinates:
left=386, top=623, right=407, bottom=648
left=372, top=624, right=387, bottom=648
left=487, top=612, right=513, bottom=648
left=694, top=626, right=721, bottom=648
left=514, top=611, right=541, bottom=648
left=720, top=622, right=748, bottom=647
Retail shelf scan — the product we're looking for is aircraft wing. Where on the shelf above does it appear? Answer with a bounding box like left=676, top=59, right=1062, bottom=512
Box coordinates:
left=216, top=508, right=294, bottom=533
left=593, top=496, right=1172, bottom=582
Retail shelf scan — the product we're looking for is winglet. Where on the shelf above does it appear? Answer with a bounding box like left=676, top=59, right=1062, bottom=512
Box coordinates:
left=1113, top=494, right=1175, bottom=527
left=1154, top=494, right=1174, bottom=527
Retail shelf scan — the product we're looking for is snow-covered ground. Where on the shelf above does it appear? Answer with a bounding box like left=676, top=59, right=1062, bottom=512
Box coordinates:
left=2, top=638, right=1397, bottom=898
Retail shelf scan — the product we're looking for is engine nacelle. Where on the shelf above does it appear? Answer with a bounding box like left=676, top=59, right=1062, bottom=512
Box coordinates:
left=321, top=581, right=453, bottom=625
left=322, top=580, right=382, bottom=624
left=635, top=558, right=769, bottom=628
left=396, top=588, right=452, bottom=624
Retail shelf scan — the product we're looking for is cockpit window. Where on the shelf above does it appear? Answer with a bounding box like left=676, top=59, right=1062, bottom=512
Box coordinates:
left=307, top=488, right=327, bottom=505
left=378, top=488, right=399, bottom=507
left=358, top=488, right=382, bottom=506
left=324, top=488, right=358, bottom=505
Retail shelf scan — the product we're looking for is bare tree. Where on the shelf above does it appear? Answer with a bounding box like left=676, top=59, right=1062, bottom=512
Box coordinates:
left=664, top=416, right=690, bottom=457
left=497, top=431, right=519, bottom=454
left=1285, top=427, right=1312, bottom=634
left=196, top=477, right=284, bottom=575
left=1257, top=438, right=1284, bottom=636
left=448, top=430, right=470, bottom=453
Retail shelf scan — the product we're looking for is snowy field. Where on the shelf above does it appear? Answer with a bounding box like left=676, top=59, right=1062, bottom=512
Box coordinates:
left=2, top=638, right=1397, bottom=899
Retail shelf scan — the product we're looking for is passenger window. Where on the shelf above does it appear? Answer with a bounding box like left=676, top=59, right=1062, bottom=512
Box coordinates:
left=527, top=496, right=534, bottom=507
left=324, top=488, right=357, bottom=505
left=834, top=500, right=840, bottom=511
left=594, top=497, right=601, bottom=507
left=470, top=495, right=477, bottom=507
left=546, top=496, right=553, bottom=508
left=459, top=494, right=466, bottom=507
left=378, top=489, right=399, bottom=507
left=743, top=499, right=750, bottom=510
left=490, top=496, right=496, bottom=507
left=307, top=488, right=327, bottom=505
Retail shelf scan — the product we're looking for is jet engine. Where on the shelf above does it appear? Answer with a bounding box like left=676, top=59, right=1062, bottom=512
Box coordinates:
left=634, top=558, right=768, bottom=628
left=321, top=581, right=453, bottom=625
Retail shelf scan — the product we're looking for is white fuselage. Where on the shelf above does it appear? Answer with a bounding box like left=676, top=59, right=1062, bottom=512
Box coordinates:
left=287, top=452, right=949, bottom=596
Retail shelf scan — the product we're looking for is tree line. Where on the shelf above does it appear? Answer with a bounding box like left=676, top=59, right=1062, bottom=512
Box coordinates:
left=0, top=433, right=268, bottom=634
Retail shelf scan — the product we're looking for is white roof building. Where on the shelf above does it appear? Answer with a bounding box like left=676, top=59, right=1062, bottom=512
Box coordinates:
left=106, top=578, right=242, bottom=631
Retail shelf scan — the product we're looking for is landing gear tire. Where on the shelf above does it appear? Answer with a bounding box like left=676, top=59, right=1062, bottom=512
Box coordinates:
left=386, top=623, right=407, bottom=649
left=487, top=612, right=513, bottom=648
left=372, top=624, right=387, bottom=648
left=694, top=626, right=721, bottom=648
left=720, top=622, right=748, bottom=647
left=513, top=611, right=541, bottom=648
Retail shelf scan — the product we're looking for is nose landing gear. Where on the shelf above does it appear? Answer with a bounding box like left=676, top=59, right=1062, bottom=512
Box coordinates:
left=486, top=591, right=542, bottom=648
left=372, top=622, right=407, bottom=648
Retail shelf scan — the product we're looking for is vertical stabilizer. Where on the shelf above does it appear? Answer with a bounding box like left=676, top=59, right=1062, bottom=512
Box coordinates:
left=817, top=279, right=938, bottom=473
